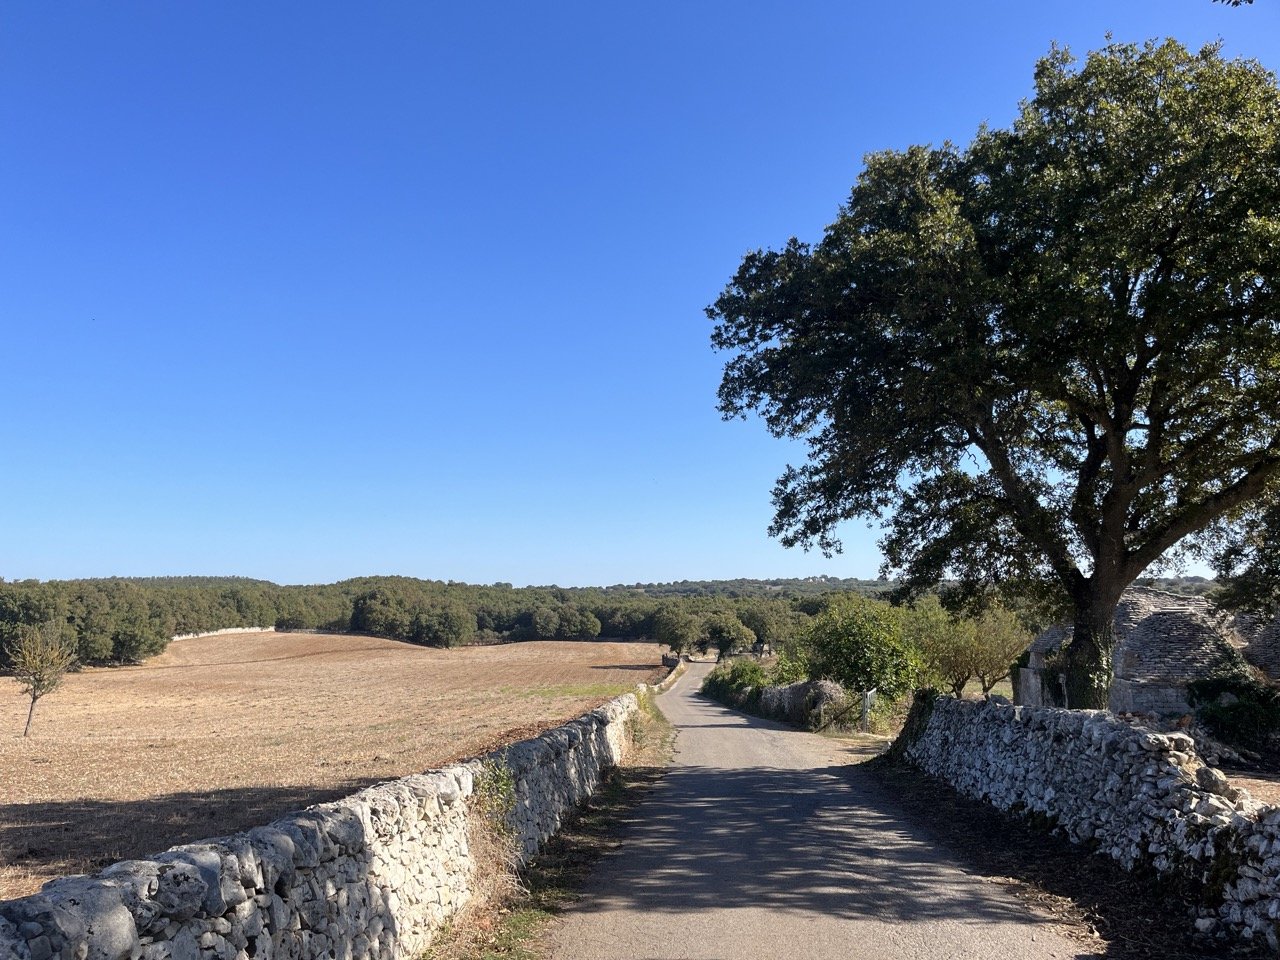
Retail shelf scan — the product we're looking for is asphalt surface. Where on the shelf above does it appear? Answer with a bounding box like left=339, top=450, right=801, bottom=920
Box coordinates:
left=547, top=661, right=1092, bottom=960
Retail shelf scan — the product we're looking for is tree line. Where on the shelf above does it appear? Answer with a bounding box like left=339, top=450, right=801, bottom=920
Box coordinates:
left=0, top=574, right=905, bottom=669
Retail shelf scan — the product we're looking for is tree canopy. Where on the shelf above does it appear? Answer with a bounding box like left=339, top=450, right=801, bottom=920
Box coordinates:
left=805, top=595, right=921, bottom=698
left=709, top=39, right=1280, bottom=706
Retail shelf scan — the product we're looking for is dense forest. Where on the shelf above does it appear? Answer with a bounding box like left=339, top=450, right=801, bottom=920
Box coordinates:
left=0, top=575, right=896, bottom=668
left=0, top=573, right=1220, bottom=670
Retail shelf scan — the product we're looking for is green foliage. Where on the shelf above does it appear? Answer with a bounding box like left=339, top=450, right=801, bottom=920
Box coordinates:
left=971, top=604, right=1033, bottom=693
left=474, top=758, right=518, bottom=832
left=736, top=600, right=800, bottom=648
left=769, top=650, right=809, bottom=685
left=900, top=598, right=1031, bottom=696
left=701, top=657, right=769, bottom=708
left=724, top=657, right=768, bottom=688
left=651, top=604, right=701, bottom=654
left=709, top=37, right=1280, bottom=707
left=411, top=601, right=477, bottom=648
left=0, top=575, right=862, bottom=671
left=700, top=610, right=755, bottom=656
left=600, top=576, right=891, bottom=598
left=806, top=596, right=921, bottom=698
left=901, top=597, right=978, bottom=697
left=1188, top=668, right=1280, bottom=750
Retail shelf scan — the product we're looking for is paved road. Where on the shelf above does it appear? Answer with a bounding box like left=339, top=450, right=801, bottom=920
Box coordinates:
left=547, top=662, right=1090, bottom=960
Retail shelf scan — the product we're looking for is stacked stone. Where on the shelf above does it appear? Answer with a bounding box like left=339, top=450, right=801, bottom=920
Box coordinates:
left=904, top=696, right=1280, bottom=948
left=496, top=695, right=636, bottom=861
left=650, top=665, right=685, bottom=695
left=0, top=694, right=642, bottom=960
left=758, top=680, right=846, bottom=729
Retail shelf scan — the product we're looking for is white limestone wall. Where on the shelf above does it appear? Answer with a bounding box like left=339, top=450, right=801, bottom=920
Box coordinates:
left=0, top=694, right=641, bottom=960
left=904, top=696, right=1280, bottom=948
left=170, top=627, right=277, bottom=642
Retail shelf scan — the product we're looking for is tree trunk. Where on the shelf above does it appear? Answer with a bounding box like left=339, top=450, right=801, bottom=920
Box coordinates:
left=1061, top=598, right=1117, bottom=710
left=23, top=695, right=37, bottom=737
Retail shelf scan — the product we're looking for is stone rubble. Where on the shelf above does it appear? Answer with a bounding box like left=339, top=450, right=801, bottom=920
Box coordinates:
left=0, top=692, right=644, bottom=960
left=756, top=679, right=847, bottom=728
left=904, top=695, right=1280, bottom=950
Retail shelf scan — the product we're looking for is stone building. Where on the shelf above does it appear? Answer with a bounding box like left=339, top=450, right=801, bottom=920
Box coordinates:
left=1017, top=586, right=1279, bottom=714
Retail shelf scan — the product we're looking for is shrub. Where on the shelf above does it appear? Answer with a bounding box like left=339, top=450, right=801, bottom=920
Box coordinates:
left=1188, top=667, right=1280, bottom=750
left=901, top=597, right=977, bottom=696
left=807, top=595, right=921, bottom=698
left=769, top=650, right=809, bottom=685
left=701, top=657, right=768, bottom=707
left=6, top=621, right=78, bottom=737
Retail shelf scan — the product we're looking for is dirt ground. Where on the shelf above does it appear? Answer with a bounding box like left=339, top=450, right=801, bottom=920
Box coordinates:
left=0, top=632, right=664, bottom=900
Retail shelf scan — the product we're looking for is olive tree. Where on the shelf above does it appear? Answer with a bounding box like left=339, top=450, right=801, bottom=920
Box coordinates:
left=971, top=605, right=1033, bottom=694
left=710, top=39, right=1280, bottom=708
left=901, top=597, right=978, bottom=697
left=7, top=620, right=77, bottom=737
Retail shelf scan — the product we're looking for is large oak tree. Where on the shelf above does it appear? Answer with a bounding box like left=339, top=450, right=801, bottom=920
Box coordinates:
left=709, top=40, right=1280, bottom=707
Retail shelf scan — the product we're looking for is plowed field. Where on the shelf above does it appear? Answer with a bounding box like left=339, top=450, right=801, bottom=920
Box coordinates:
left=0, top=632, right=664, bottom=899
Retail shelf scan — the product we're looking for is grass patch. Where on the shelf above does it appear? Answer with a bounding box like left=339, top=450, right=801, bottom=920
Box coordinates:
left=424, top=695, right=675, bottom=960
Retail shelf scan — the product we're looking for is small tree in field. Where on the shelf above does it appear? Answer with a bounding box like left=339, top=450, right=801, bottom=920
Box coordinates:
left=7, top=620, right=77, bottom=737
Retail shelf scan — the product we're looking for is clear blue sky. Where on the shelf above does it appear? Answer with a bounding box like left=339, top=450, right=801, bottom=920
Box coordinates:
left=1, top=2, right=1275, bottom=587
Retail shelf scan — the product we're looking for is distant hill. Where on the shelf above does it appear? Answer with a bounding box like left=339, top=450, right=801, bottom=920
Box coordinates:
left=0, top=573, right=889, bottom=669
left=596, top=577, right=892, bottom=598
left=91, top=575, right=280, bottom=590
left=1131, top=575, right=1218, bottom=598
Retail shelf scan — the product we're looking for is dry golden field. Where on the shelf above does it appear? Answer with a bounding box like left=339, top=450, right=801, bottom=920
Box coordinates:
left=0, top=631, right=664, bottom=900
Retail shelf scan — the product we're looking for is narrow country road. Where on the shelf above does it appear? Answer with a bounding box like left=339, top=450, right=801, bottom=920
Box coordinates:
left=547, top=661, right=1090, bottom=960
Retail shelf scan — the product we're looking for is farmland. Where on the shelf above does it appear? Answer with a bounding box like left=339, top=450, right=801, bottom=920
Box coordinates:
left=0, top=631, right=664, bottom=900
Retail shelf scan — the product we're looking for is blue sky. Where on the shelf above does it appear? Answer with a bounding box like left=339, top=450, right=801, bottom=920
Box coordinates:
left=1, top=2, right=1276, bottom=587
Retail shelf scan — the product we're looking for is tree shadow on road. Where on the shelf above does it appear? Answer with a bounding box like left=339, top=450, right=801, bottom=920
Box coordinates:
left=564, top=760, right=1063, bottom=927
left=564, top=693, right=1271, bottom=960
left=858, top=758, right=1272, bottom=960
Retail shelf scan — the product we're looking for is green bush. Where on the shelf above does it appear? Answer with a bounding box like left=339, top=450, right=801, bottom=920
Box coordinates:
left=701, top=657, right=768, bottom=706
left=807, top=595, right=921, bottom=698
left=1188, top=668, right=1280, bottom=750
left=770, top=650, right=809, bottom=685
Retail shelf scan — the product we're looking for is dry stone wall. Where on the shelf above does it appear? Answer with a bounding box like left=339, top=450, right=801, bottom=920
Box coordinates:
left=904, top=696, right=1280, bottom=949
left=0, top=693, right=643, bottom=960
left=757, top=679, right=847, bottom=728
left=170, top=628, right=277, bottom=642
